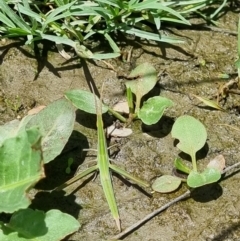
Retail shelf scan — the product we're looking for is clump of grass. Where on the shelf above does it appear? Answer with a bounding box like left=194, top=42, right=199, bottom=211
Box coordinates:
left=0, top=0, right=228, bottom=58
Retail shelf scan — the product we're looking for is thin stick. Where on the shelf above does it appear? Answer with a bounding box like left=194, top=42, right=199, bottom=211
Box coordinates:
left=111, top=161, right=240, bottom=240
left=222, top=161, right=240, bottom=175
left=111, top=190, right=191, bottom=240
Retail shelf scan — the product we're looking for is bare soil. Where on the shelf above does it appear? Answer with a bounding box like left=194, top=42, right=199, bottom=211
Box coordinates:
left=1, top=9, right=240, bottom=241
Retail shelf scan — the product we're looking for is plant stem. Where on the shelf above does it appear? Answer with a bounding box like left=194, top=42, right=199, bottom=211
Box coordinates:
left=191, top=154, right=197, bottom=172
left=135, top=96, right=141, bottom=114
left=111, top=190, right=191, bottom=240
left=126, top=87, right=134, bottom=114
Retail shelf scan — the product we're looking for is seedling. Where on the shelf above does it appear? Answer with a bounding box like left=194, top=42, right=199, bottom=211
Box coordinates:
left=152, top=115, right=223, bottom=193
left=0, top=98, right=80, bottom=240
left=58, top=86, right=150, bottom=231
left=4, top=95, right=22, bottom=113
left=124, top=63, right=174, bottom=125
left=65, top=63, right=173, bottom=126
left=65, top=157, right=74, bottom=174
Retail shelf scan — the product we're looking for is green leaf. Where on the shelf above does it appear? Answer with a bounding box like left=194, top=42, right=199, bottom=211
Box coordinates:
left=65, top=89, right=109, bottom=114
left=0, top=1, right=31, bottom=32
left=131, top=0, right=190, bottom=25
left=44, top=1, right=76, bottom=24
left=0, top=209, right=80, bottom=241
left=152, top=175, right=181, bottom=193
left=187, top=168, right=221, bottom=188
left=138, top=96, right=173, bottom=125
left=74, top=42, right=94, bottom=59
left=0, top=116, right=34, bottom=146
left=235, top=58, right=240, bottom=69
left=125, top=63, right=157, bottom=98
left=125, top=63, right=157, bottom=112
left=26, top=98, right=75, bottom=164
left=104, top=32, right=120, bottom=53
left=123, top=28, right=185, bottom=44
left=17, top=3, right=42, bottom=23
left=174, top=158, right=191, bottom=174
left=92, top=52, right=121, bottom=60
left=0, top=13, right=16, bottom=28
left=171, top=115, right=207, bottom=158
left=0, top=120, right=20, bottom=145
left=40, top=34, right=75, bottom=47
left=0, top=128, right=44, bottom=213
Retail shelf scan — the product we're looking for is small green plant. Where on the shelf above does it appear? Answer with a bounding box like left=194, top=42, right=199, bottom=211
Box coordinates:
left=0, top=209, right=80, bottom=241
left=65, top=157, right=74, bottom=174
left=65, top=62, right=173, bottom=126
left=125, top=63, right=174, bottom=124
left=152, top=115, right=223, bottom=193
left=4, top=95, right=22, bottom=113
left=58, top=85, right=150, bottom=231
left=0, top=98, right=80, bottom=240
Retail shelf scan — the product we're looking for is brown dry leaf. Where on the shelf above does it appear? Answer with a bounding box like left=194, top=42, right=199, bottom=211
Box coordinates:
left=192, top=94, right=225, bottom=111
left=27, top=105, right=46, bottom=115
left=56, top=43, right=72, bottom=60
left=112, top=101, right=129, bottom=114
left=207, top=154, right=226, bottom=172
left=107, top=124, right=132, bottom=137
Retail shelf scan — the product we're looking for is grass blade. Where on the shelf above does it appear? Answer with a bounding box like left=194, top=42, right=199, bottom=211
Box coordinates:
left=0, top=1, right=31, bottom=32
left=123, top=27, right=185, bottom=43
left=94, top=86, right=121, bottom=230
left=110, top=163, right=150, bottom=188
left=0, top=13, right=16, bottom=28
left=56, top=165, right=98, bottom=190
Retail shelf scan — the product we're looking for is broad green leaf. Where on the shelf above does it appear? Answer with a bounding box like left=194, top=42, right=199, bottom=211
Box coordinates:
left=187, top=168, right=221, bottom=188
left=0, top=209, right=80, bottom=241
left=26, top=98, right=75, bottom=163
left=152, top=175, right=181, bottom=193
left=0, top=116, right=34, bottom=146
left=138, top=96, right=173, bottom=125
left=0, top=128, right=44, bottom=213
left=171, top=115, right=207, bottom=158
left=125, top=63, right=157, bottom=112
left=65, top=89, right=109, bottom=114
left=125, top=63, right=157, bottom=99
left=0, top=120, right=20, bottom=145
left=174, top=158, right=191, bottom=174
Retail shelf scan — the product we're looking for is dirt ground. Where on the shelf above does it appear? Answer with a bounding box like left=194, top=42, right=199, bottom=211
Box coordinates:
left=1, top=7, right=240, bottom=241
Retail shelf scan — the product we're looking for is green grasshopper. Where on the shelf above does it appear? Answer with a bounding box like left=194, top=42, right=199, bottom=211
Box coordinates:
left=57, top=85, right=150, bottom=231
